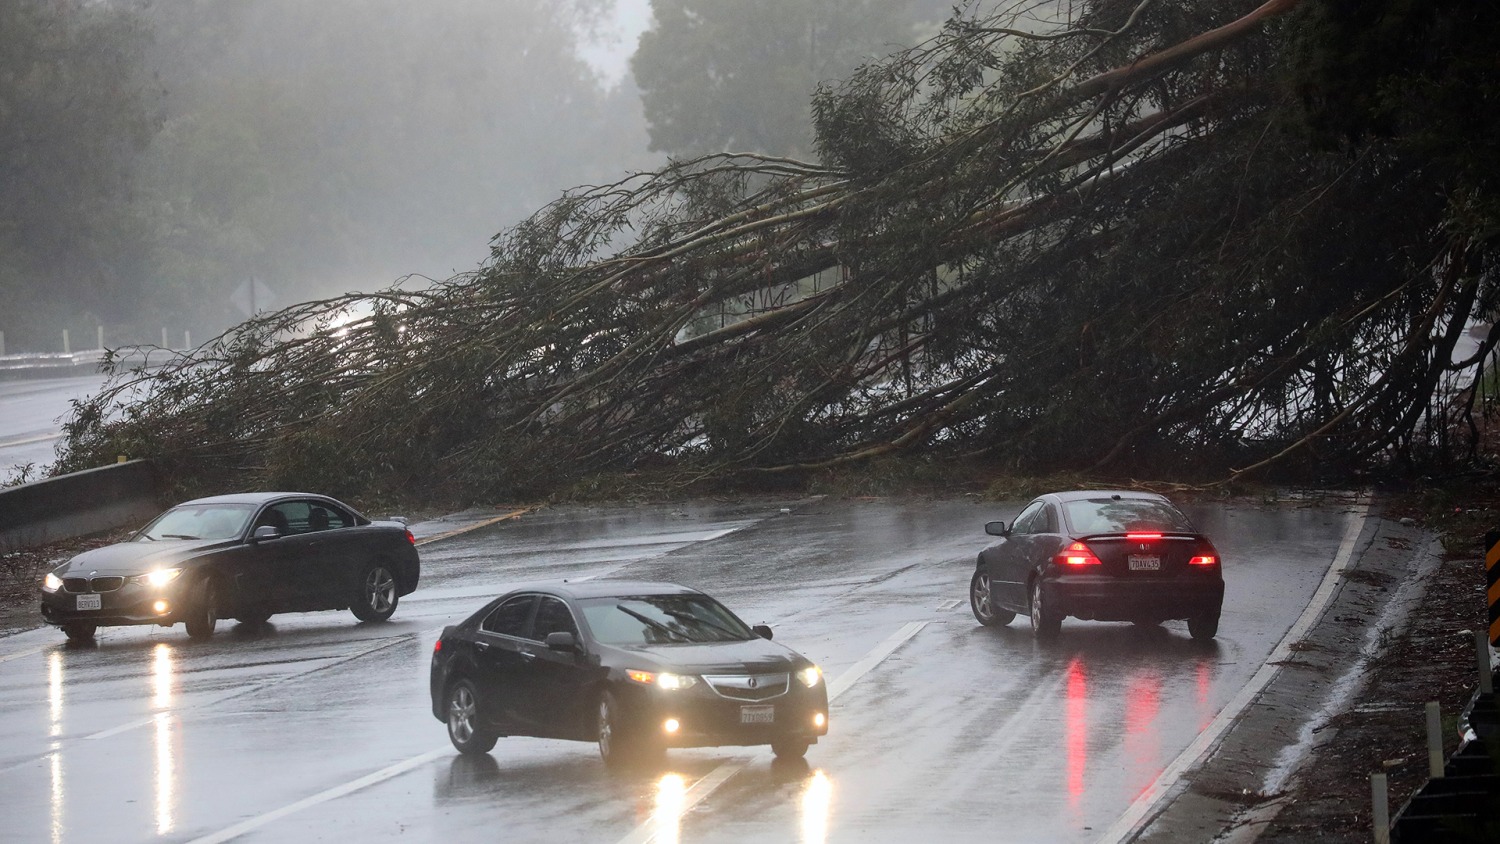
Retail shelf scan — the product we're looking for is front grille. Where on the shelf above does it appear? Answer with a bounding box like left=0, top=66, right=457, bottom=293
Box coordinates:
left=702, top=673, right=790, bottom=702
left=62, top=576, right=125, bottom=593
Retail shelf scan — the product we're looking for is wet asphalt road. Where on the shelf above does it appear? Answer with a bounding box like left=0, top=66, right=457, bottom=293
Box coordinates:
left=0, top=374, right=105, bottom=483
left=0, top=496, right=1364, bottom=843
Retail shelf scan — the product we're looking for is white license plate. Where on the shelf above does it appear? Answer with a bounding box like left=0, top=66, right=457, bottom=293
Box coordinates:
left=740, top=705, right=775, bottom=725
left=75, top=593, right=102, bottom=611
left=1128, top=555, right=1161, bottom=571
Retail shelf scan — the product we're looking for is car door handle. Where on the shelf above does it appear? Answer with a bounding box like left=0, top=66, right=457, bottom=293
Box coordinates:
left=518, top=651, right=537, bottom=662
left=475, top=641, right=490, bottom=652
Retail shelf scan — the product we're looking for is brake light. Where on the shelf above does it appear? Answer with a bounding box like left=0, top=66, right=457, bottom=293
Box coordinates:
left=406, top=529, right=417, bottom=545
left=1188, top=555, right=1217, bottom=566
left=1057, top=541, right=1101, bottom=566
left=1126, top=532, right=1162, bottom=540
left=433, top=639, right=442, bottom=654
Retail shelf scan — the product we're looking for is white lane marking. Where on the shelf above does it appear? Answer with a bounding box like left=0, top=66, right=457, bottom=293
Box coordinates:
left=0, top=432, right=63, bottom=447
left=614, top=620, right=931, bottom=844
left=572, top=527, right=757, bottom=582
left=0, top=644, right=45, bottom=665
left=1095, top=499, right=1372, bottom=844
left=85, top=630, right=437, bottom=741
left=184, top=746, right=450, bottom=844
left=414, top=508, right=533, bottom=546
left=937, top=598, right=962, bottom=611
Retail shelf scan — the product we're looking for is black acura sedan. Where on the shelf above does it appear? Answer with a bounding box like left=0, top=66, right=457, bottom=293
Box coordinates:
left=969, top=490, right=1224, bottom=640
left=40, top=492, right=420, bottom=642
left=429, top=580, right=829, bottom=767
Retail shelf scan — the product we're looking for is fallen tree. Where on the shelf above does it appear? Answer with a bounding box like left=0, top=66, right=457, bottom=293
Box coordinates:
left=55, top=0, right=1500, bottom=500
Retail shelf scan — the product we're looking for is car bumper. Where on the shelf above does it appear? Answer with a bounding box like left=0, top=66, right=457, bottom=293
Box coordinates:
left=39, top=584, right=187, bottom=628
left=617, top=682, right=830, bottom=749
left=1044, top=574, right=1223, bottom=622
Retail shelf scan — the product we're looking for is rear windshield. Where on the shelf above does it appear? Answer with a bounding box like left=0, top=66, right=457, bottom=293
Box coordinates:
left=579, top=595, right=755, bottom=645
left=1063, top=498, right=1194, bottom=535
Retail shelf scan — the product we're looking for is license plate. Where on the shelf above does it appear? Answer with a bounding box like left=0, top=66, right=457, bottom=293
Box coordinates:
left=740, top=705, right=775, bottom=725
left=1128, top=555, right=1161, bottom=571
left=75, top=593, right=102, bottom=611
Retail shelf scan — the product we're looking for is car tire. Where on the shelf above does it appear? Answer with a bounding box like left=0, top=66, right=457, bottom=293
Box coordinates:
left=771, top=739, right=810, bottom=760
left=184, top=577, right=219, bottom=640
left=969, top=570, right=1015, bottom=627
left=598, top=691, right=657, bottom=770
left=446, top=679, right=498, bottom=755
left=61, top=622, right=97, bottom=642
left=350, top=563, right=398, bottom=622
left=1188, top=611, right=1220, bottom=641
left=1030, top=579, right=1061, bottom=639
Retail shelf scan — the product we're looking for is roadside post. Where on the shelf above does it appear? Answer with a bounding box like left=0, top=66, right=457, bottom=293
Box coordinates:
left=1370, top=773, right=1390, bottom=844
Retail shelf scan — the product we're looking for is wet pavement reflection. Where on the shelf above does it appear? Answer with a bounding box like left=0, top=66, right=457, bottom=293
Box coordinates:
left=0, top=497, right=1363, bottom=842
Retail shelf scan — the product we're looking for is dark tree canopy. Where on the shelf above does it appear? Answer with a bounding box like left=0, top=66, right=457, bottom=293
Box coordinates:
left=56, top=0, right=1500, bottom=502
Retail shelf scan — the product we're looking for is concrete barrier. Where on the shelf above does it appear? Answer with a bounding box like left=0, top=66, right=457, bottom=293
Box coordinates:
left=0, top=460, right=164, bottom=553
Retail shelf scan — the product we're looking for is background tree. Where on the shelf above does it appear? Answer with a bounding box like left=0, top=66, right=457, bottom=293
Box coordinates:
left=632, top=0, right=951, bottom=157
left=0, top=0, right=159, bottom=352
left=55, top=0, right=1500, bottom=502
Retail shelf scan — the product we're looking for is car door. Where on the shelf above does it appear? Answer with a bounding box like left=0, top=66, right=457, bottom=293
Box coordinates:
left=986, top=500, right=1047, bottom=612
left=510, top=596, right=596, bottom=740
left=264, top=500, right=345, bottom=608
left=470, top=595, right=539, bottom=733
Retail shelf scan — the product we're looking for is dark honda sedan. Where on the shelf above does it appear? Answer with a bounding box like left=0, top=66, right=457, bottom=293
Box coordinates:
left=429, top=580, right=829, bottom=767
left=40, top=492, right=420, bottom=642
left=969, top=491, right=1223, bottom=640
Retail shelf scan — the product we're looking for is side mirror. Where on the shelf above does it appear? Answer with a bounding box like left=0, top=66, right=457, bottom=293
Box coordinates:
left=252, top=525, right=282, bottom=542
left=544, top=631, right=581, bottom=652
left=752, top=624, right=773, bottom=641
left=985, top=521, right=1008, bottom=537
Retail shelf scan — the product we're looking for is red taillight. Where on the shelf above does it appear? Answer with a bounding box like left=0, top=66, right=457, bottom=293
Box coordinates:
left=1188, top=555, right=1217, bottom=566
left=1126, top=532, right=1162, bottom=540
left=432, top=639, right=442, bottom=654
left=406, top=529, right=417, bottom=545
left=1057, top=541, right=1102, bottom=566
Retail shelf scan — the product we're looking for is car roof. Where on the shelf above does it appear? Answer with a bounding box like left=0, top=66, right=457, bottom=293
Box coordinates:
left=1041, top=490, right=1171, bottom=504
left=494, top=579, right=704, bottom=602
left=176, top=492, right=339, bottom=506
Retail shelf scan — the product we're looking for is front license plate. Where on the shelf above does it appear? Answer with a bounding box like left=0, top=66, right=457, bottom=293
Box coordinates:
left=1128, top=555, right=1161, bottom=572
left=740, top=705, right=775, bottom=725
left=75, top=593, right=102, bottom=611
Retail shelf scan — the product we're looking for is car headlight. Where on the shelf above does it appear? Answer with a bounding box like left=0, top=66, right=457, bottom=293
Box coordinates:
left=796, top=666, right=823, bottom=688
left=626, top=670, right=698, bottom=690
left=133, top=568, right=183, bottom=588
left=42, top=572, right=63, bottom=593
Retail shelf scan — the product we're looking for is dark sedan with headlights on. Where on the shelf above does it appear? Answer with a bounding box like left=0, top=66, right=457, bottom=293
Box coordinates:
left=40, top=492, right=420, bottom=643
left=969, top=490, right=1224, bottom=640
left=430, top=580, right=829, bottom=768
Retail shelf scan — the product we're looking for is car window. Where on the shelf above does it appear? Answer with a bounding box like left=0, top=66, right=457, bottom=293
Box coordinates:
left=532, top=597, right=579, bottom=641
left=305, top=503, right=350, bottom=532
left=138, top=503, right=255, bottom=541
left=481, top=595, right=536, bottom=637
left=1010, top=501, right=1046, bottom=536
left=578, top=595, right=755, bottom=645
left=1063, top=498, right=1195, bottom=534
left=1042, top=504, right=1060, bottom=533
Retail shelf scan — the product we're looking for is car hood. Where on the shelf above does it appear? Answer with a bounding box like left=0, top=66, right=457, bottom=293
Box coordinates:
left=56, top=539, right=235, bottom=574
left=607, top=637, right=807, bottom=674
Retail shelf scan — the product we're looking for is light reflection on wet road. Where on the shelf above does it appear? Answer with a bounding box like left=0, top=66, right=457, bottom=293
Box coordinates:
left=0, top=496, right=1365, bottom=842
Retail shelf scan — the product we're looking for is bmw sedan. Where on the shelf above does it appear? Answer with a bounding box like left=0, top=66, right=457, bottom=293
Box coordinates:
left=969, top=490, right=1224, bottom=640
left=40, top=492, right=420, bottom=642
left=429, top=580, right=829, bottom=768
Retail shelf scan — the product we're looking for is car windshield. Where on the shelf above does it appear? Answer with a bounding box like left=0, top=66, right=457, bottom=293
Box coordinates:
left=1064, top=498, right=1194, bottom=534
left=136, top=503, right=256, bottom=541
left=579, top=595, right=755, bottom=645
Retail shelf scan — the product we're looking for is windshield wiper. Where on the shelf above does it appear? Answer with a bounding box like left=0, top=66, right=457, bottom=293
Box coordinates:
left=662, top=609, right=744, bottom=641
left=160, top=533, right=199, bottom=540
left=616, top=604, right=690, bottom=643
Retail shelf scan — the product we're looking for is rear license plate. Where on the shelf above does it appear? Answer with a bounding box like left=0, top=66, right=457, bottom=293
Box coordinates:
left=75, top=593, right=102, bottom=611
left=740, top=705, right=775, bottom=725
left=1128, top=555, right=1161, bottom=572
